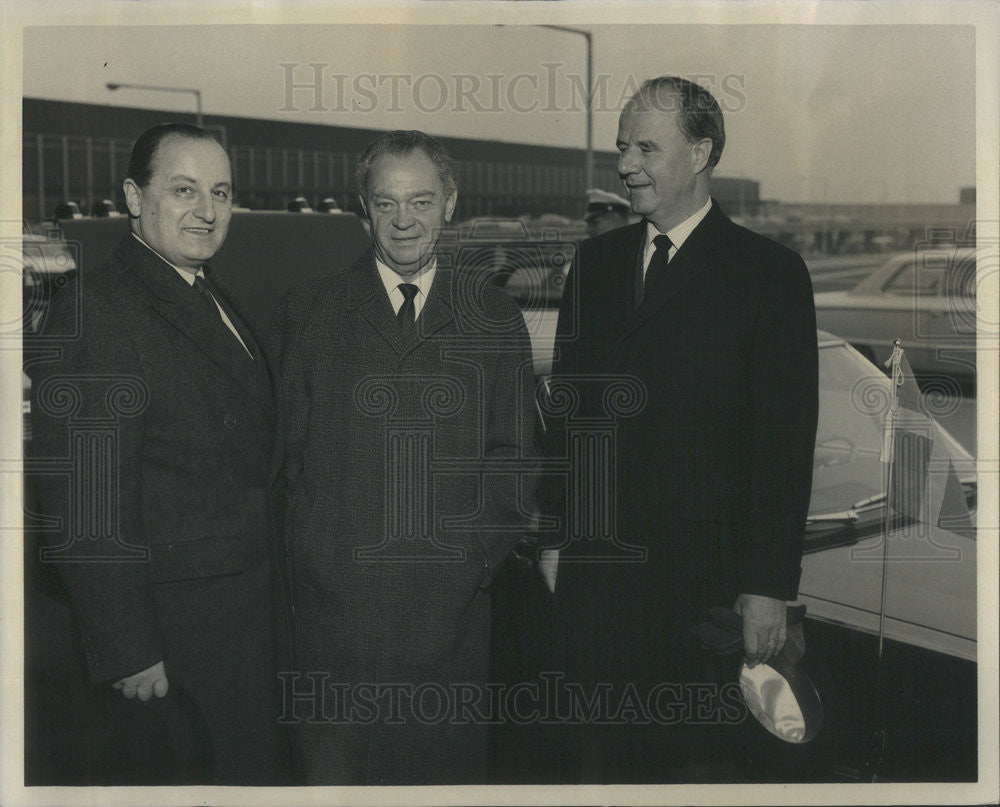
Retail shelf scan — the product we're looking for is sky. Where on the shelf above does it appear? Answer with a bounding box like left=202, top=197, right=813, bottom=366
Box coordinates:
left=19, top=18, right=977, bottom=206
left=15, top=15, right=981, bottom=205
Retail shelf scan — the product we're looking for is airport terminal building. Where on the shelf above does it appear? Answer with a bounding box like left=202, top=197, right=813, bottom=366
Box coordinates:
left=23, top=98, right=972, bottom=253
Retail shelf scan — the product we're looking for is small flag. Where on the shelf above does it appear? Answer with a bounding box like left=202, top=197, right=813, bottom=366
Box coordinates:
left=881, top=340, right=974, bottom=540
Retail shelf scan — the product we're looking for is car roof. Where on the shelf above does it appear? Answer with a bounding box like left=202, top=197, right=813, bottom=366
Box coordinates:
left=850, top=246, right=977, bottom=296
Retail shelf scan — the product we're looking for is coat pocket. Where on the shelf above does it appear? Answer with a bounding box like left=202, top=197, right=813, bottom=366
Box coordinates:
left=148, top=534, right=245, bottom=583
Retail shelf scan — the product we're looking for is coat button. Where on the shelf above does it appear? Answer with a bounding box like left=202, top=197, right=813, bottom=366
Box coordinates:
left=223, top=414, right=237, bottom=429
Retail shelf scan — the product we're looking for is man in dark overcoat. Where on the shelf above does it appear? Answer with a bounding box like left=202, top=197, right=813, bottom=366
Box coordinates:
left=538, top=76, right=819, bottom=781
left=271, top=130, right=537, bottom=785
left=28, top=124, right=287, bottom=784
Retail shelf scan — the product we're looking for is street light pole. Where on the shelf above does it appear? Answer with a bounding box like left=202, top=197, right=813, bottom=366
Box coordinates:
left=540, top=25, right=593, bottom=191
left=106, top=82, right=203, bottom=128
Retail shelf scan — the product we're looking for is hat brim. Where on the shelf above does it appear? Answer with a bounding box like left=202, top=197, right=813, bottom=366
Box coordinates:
left=739, top=653, right=824, bottom=744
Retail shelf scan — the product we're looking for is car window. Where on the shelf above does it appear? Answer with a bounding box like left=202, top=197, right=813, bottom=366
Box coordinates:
left=881, top=260, right=944, bottom=296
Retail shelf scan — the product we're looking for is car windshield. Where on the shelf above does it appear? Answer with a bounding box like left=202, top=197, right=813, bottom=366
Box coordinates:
left=809, top=340, right=972, bottom=521
left=810, top=343, right=888, bottom=516
left=810, top=341, right=972, bottom=519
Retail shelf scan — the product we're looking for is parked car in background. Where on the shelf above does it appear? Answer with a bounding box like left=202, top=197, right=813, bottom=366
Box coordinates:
left=497, top=257, right=979, bottom=778
left=455, top=218, right=575, bottom=374
left=812, top=246, right=978, bottom=384
left=805, top=254, right=894, bottom=294
left=20, top=231, right=80, bottom=442
left=456, top=218, right=576, bottom=301
left=20, top=231, right=78, bottom=335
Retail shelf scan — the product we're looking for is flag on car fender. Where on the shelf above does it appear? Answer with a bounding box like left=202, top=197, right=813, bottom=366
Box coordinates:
left=880, top=340, right=974, bottom=542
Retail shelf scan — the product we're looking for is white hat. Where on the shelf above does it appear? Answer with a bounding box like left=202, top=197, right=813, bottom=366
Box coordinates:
left=585, top=188, right=631, bottom=218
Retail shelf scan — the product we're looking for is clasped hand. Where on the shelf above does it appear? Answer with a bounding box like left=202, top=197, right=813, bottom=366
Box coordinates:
left=112, top=660, right=169, bottom=700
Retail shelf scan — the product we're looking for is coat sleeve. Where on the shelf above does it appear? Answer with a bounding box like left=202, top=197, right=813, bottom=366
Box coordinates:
left=534, top=246, right=584, bottom=548
left=739, top=250, right=819, bottom=600
left=268, top=277, right=328, bottom=493
left=473, top=292, right=540, bottom=585
left=27, top=280, right=163, bottom=684
left=549, top=245, right=585, bottom=380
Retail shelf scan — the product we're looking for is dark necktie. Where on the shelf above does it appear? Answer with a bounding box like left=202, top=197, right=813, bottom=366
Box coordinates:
left=193, top=274, right=254, bottom=359
left=192, top=274, right=219, bottom=318
left=397, top=283, right=419, bottom=332
left=634, top=233, right=674, bottom=310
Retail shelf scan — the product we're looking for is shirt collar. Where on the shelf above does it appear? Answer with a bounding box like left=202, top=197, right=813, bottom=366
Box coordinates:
left=645, top=196, right=713, bottom=253
left=131, top=232, right=204, bottom=286
left=375, top=256, right=437, bottom=301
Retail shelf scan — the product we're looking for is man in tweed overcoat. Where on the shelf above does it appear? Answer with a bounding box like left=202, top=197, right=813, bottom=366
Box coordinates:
left=272, top=131, right=537, bottom=785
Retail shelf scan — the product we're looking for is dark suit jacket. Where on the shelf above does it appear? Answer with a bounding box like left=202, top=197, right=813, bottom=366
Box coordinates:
left=271, top=250, right=538, bottom=785
left=27, top=233, right=286, bottom=784
left=543, top=201, right=818, bottom=690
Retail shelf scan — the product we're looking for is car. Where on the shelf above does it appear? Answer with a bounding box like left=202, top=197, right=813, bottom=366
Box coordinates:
left=455, top=217, right=576, bottom=321
left=797, top=333, right=976, bottom=660
left=790, top=333, right=977, bottom=780
left=812, top=246, right=978, bottom=383
left=805, top=253, right=897, bottom=294
left=19, top=231, right=80, bottom=442
left=517, top=318, right=977, bottom=662
left=500, top=285, right=979, bottom=778
left=20, top=231, right=78, bottom=335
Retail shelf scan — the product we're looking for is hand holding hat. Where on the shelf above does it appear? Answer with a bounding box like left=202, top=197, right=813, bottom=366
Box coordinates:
left=693, top=604, right=823, bottom=743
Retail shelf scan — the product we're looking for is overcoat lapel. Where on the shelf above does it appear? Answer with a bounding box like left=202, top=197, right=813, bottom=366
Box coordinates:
left=617, top=223, right=646, bottom=331
left=345, top=251, right=456, bottom=359
left=346, top=254, right=405, bottom=352
left=207, top=270, right=276, bottom=415
left=411, top=267, right=456, bottom=341
left=117, top=235, right=273, bottom=416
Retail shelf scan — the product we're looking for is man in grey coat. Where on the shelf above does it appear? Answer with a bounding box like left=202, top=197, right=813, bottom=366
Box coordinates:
left=272, top=130, right=537, bottom=785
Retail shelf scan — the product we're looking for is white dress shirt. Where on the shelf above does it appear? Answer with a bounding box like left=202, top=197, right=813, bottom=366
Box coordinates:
left=641, top=197, right=713, bottom=278
left=375, top=257, right=437, bottom=321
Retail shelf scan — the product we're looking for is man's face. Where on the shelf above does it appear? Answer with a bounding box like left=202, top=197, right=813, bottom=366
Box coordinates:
left=361, top=150, right=457, bottom=278
left=123, top=135, right=232, bottom=271
left=616, top=99, right=707, bottom=232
